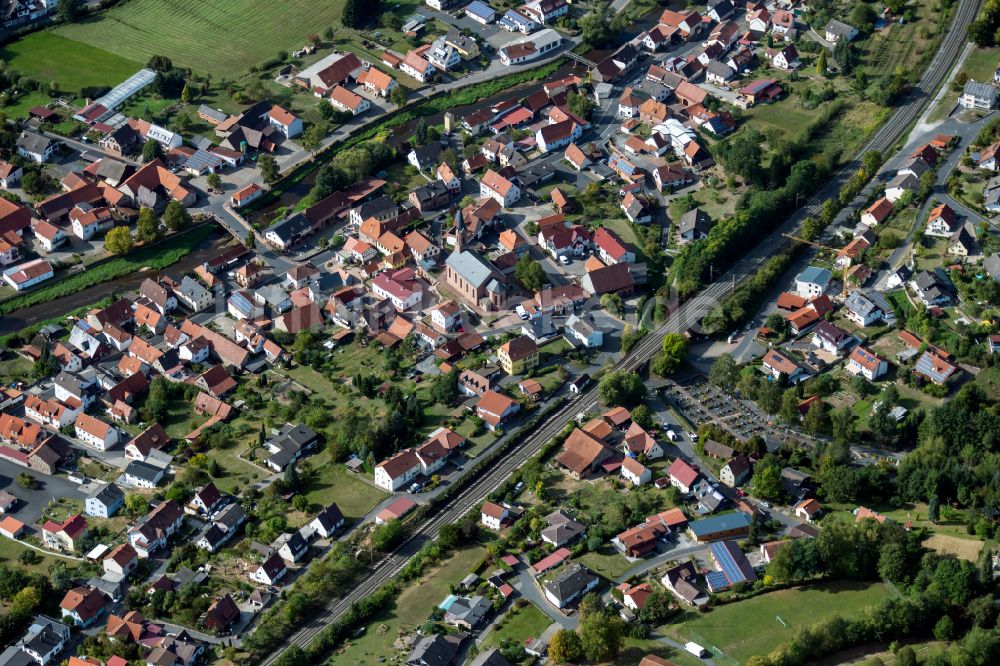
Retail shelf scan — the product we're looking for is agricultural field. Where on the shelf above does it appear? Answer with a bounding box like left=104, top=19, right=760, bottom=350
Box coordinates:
left=664, top=581, right=889, bottom=664
left=0, top=32, right=139, bottom=95
left=53, top=0, right=370, bottom=78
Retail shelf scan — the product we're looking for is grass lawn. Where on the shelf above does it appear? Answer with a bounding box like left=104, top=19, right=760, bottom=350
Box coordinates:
left=40, top=497, right=84, bottom=525
left=284, top=364, right=339, bottom=394
left=53, top=0, right=421, bottom=78
left=665, top=580, right=889, bottom=664
left=617, top=637, right=709, bottom=666
left=2, top=90, right=54, bottom=122
left=959, top=46, right=1000, bottom=84
left=160, top=397, right=208, bottom=440
left=301, top=463, right=387, bottom=523
left=578, top=544, right=634, bottom=581
left=332, top=546, right=486, bottom=665
left=0, top=356, right=31, bottom=385
left=600, top=217, right=650, bottom=264
left=480, top=602, right=550, bottom=651
left=0, top=32, right=140, bottom=95
left=211, top=446, right=269, bottom=495
left=0, top=536, right=77, bottom=575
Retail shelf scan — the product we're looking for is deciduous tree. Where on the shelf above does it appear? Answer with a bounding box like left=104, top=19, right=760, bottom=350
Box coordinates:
left=104, top=226, right=134, bottom=254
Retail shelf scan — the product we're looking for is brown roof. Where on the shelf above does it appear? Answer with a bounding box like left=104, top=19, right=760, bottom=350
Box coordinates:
left=556, top=428, right=610, bottom=475
left=500, top=335, right=537, bottom=362
left=61, top=586, right=106, bottom=621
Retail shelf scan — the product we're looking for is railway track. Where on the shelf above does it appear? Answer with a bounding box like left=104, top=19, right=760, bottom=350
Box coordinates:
left=260, top=1, right=981, bottom=661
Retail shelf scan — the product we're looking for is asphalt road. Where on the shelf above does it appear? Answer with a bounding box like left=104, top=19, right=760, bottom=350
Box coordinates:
left=0, top=458, right=86, bottom=525
left=259, top=0, right=983, bottom=661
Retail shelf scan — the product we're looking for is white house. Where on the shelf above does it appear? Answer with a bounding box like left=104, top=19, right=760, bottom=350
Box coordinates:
left=267, top=106, right=303, bottom=138
left=70, top=206, right=114, bottom=241
left=251, top=552, right=287, bottom=586
left=480, top=169, right=520, bottom=206
left=564, top=314, right=603, bottom=348
left=75, top=414, right=118, bottom=451
left=374, top=449, right=420, bottom=491
left=794, top=266, right=831, bottom=298
left=824, top=19, right=859, bottom=43
left=428, top=39, right=461, bottom=71
left=85, top=484, right=124, bottom=519
left=499, top=28, right=562, bottom=66
left=401, top=51, right=436, bottom=83
left=960, top=80, right=999, bottom=110
left=846, top=345, right=889, bottom=380
left=17, top=131, right=55, bottom=163
left=328, top=86, right=370, bottom=116
left=621, top=457, right=651, bottom=486
left=145, top=124, right=182, bottom=149
left=481, top=501, right=509, bottom=530
left=0, top=160, right=23, bottom=189
left=535, top=119, right=581, bottom=153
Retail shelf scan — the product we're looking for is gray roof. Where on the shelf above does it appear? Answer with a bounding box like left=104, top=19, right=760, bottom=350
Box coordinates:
left=95, top=158, right=131, bottom=182
left=844, top=290, right=879, bottom=317
left=446, top=250, right=495, bottom=289
left=409, top=142, right=444, bottom=169
left=887, top=172, right=918, bottom=190
left=796, top=265, right=831, bottom=286
left=408, top=634, right=462, bottom=666
left=198, top=104, right=228, bottom=123
left=824, top=19, right=856, bottom=37
left=125, top=460, right=163, bottom=483
left=705, top=60, right=735, bottom=79
left=178, top=275, right=209, bottom=300
left=17, top=131, right=52, bottom=155
left=89, top=483, right=124, bottom=507
left=679, top=207, right=712, bottom=234
left=354, top=195, right=398, bottom=220
left=964, top=80, right=999, bottom=103
left=566, top=314, right=598, bottom=339
left=183, top=149, right=224, bottom=173
left=444, top=595, right=491, bottom=626
left=468, top=649, right=513, bottom=666
left=899, top=156, right=930, bottom=178
left=214, top=503, right=246, bottom=530
left=266, top=212, right=313, bottom=242
left=543, top=563, right=598, bottom=603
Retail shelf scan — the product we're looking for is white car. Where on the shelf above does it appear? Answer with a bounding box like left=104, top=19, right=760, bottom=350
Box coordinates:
left=558, top=255, right=570, bottom=265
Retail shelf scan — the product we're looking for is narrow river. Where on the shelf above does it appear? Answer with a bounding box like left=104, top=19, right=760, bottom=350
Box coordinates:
left=0, top=229, right=232, bottom=335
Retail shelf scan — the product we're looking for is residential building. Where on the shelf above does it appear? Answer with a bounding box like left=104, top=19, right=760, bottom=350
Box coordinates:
left=824, top=19, right=858, bottom=43
left=498, top=335, right=538, bottom=375
left=86, top=483, right=124, bottom=519
left=543, top=563, right=599, bottom=608
left=60, top=587, right=107, bottom=627
left=42, top=514, right=88, bottom=552
left=480, top=169, right=521, bottom=206
left=961, top=80, right=999, bottom=110
left=476, top=390, right=519, bottom=430
left=175, top=276, right=213, bottom=312
left=795, top=265, right=831, bottom=298
left=719, top=456, right=750, bottom=487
